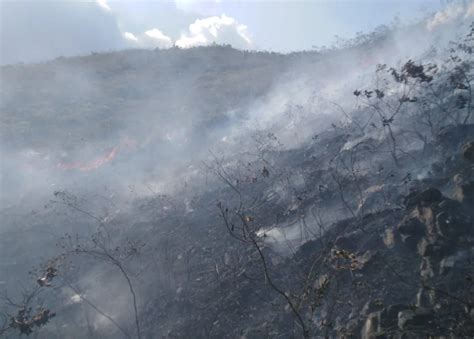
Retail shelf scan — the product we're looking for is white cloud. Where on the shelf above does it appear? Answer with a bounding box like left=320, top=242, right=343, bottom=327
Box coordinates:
left=96, top=0, right=111, bottom=11
left=123, top=32, right=138, bottom=42
left=175, top=14, right=252, bottom=49
left=145, top=28, right=173, bottom=46
left=123, top=28, right=173, bottom=48
left=122, top=15, right=251, bottom=50
left=427, top=2, right=474, bottom=31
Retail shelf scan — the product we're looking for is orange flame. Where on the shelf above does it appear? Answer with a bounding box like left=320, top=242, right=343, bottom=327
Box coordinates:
left=57, top=146, right=119, bottom=172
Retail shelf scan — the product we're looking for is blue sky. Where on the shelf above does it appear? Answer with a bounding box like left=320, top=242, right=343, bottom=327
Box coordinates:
left=169, top=1, right=445, bottom=50
left=0, top=1, right=456, bottom=64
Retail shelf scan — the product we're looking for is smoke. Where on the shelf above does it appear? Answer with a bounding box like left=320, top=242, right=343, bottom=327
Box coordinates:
left=1, top=6, right=469, bottom=207
left=426, top=1, right=474, bottom=31
left=1, top=5, right=473, bottom=337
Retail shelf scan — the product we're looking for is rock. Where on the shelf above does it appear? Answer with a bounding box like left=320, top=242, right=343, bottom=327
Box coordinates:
left=417, top=237, right=431, bottom=257
left=398, top=308, right=435, bottom=330
left=380, top=304, right=409, bottom=330
left=342, top=318, right=359, bottom=337
left=383, top=228, right=396, bottom=248
left=417, top=237, right=449, bottom=258
left=419, top=258, right=435, bottom=280
left=361, top=300, right=384, bottom=317
left=453, top=181, right=474, bottom=206
left=439, top=256, right=457, bottom=275
left=453, top=173, right=474, bottom=186
left=362, top=305, right=415, bottom=338
left=412, top=207, right=437, bottom=236
left=361, top=312, right=380, bottom=339
left=462, top=141, right=474, bottom=162
left=356, top=250, right=377, bottom=270
left=416, top=288, right=432, bottom=308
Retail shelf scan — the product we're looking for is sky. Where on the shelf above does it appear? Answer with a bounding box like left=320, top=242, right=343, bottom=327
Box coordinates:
left=0, top=0, right=459, bottom=64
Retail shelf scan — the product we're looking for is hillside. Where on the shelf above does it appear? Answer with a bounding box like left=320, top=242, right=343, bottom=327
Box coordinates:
left=1, top=21, right=473, bottom=338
